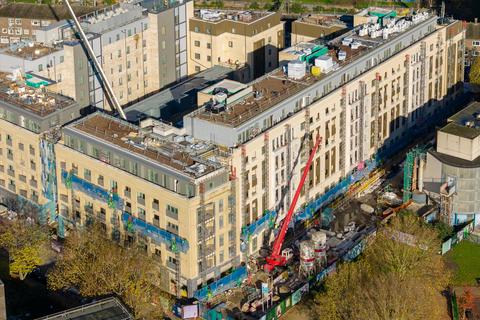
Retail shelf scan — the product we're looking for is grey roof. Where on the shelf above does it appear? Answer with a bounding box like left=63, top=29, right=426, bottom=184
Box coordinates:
left=429, top=149, right=480, bottom=169
left=35, top=297, right=133, bottom=320
left=124, top=65, right=233, bottom=126
left=439, top=102, right=480, bottom=139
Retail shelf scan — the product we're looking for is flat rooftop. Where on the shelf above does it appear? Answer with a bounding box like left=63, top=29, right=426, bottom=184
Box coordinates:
left=192, top=9, right=273, bottom=24
left=0, top=3, right=99, bottom=20
left=71, top=113, right=224, bottom=178
left=1, top=41, right=60, bottom=60
left=439, top=102, right=480, bottom=139
left=36, top=297, right=133, bottom=320
left=192, top=11, right=433, bottom=128
left=125, top=65, right=233, bottom=125
left=0, top=72, right=76, bottom=117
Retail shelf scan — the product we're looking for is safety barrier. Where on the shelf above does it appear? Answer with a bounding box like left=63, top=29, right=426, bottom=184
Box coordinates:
left=121, top=212, right=189, bottom=253
left=194, top=266, right=248, bottom=301
left=61, top=170, right=123, bottom=210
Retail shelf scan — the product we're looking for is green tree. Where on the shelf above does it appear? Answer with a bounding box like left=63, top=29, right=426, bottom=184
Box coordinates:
left=469, top=56, right=480, bottom=85
left=249, top=1, right=260, bottom=9
left=0, top=219, right=49, bottom=280
left=289, top=3, right=305, bottom=13
left=315, top=214, right=451, bottom=320
left=48, top=224, right=172, bottom=319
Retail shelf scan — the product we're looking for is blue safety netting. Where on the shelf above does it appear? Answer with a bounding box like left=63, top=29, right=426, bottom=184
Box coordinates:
left=39, top=139, right=57, bottom=224
left=194, top=266, right=247, bottom=301
left=241, top=210, right=276, bottom=241
left=121, top=212, right=189, bottom=253
left=61, top=170, right=123, bottom=210
left=241, top=159, right=377, bottom=240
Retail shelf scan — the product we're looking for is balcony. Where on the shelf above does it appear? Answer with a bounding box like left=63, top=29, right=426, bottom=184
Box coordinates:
left=124, top=189, right=131, bottom=198
left=7, top=169, right=14, bottom=177
left=0, top=165, right=3, bottom=172
left=30, top=162, right=36, bottom=171
left=31, top=193, right=39, bottom=203
left=19, top=175, right=26, bottom=183
left=30, top=179, right=38, bottom=189
left=84, top=205, right=94, bottom=215
left=152, top=201, right=159, bottom=211
left=96, top=211, right=106, bottom=222
left=19, top=189, right=27, bottom=198
left=200, top=225, right=215, bottom=239
left=137, top=197, right=145, bottom=206
left=167, top=260, right=178, bottom=270
left=6, top=139, right=12, bottom=147
left=7, top=153, right=13, bottom=161
left=166, top=224, right=179, bottom=235
left=199, top=244, right=215, bottom=257
left=125, top=204, right=132, bottom=214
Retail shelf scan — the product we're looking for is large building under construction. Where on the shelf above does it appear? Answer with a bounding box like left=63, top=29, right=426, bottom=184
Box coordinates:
left=185, top=12, right=465, bottom=258
left=0, top=9, right=466, bottom=299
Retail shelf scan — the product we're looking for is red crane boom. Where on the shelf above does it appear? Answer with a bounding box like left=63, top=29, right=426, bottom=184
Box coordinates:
left=264, top=134, right=322, bottom=272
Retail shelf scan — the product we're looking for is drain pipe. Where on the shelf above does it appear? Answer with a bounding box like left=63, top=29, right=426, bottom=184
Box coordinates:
left=64, top=0, right=127, bottom=120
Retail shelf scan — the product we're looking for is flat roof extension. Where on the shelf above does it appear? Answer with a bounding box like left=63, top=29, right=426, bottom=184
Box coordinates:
left=70, top=113, right=224, bottom=178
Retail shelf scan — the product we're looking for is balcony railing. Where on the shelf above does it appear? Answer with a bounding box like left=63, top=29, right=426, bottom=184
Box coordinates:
left=7, top=169, right=14, bottom=177
left=30, top=179, right=38, bottom=188
left=137, top=197, right=145, bottom=206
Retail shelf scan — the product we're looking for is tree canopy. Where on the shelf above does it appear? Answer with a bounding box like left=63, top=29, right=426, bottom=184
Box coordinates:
left=0, top=219, right=49, bottom=280
left=469, top=56, right=480, bottom=85
left=315, top=213, right=451, bottom=320
left=47, top=224, right=172, bottom=319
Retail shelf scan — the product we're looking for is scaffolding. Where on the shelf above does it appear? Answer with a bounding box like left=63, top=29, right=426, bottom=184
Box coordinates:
left=419, top=41, right=427, bottom=113
left=402, top=147, right=426, bottom=202
left=359, top=81, right=366, bottom=162
left=228, top=165, right=237, bottom=260
left=371, top=73, right=381, bottom=151
left=339, top=85, right=347, bottom=176
left=198, top=182, right=208, bottom=285
left=303, top=107, right=312, bottom=201
left=242, top=159, right=378, bottom=240
left=39, top=137, right=58, bottom=224
left=263, top=133, right=270, bottom=212
left=240, top=145, right=248, bottom=255
left=285, top=124, right=292, bottom=208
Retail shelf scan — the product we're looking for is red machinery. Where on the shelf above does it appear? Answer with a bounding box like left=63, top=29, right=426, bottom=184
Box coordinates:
left=264, top=134, right=322, bottom=272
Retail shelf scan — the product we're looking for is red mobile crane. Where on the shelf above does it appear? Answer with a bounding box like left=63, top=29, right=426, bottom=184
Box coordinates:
left=264, top=134, right=322, bottom=272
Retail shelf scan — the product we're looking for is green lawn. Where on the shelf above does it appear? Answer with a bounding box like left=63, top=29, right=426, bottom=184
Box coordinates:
left=445, top=240, right=480, bottom=286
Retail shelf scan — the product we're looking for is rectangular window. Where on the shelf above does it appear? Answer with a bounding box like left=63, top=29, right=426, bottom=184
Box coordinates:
left=194, top=40, right=200, bottom=47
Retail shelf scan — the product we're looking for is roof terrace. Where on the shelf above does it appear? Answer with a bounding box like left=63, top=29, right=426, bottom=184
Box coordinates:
left=0, top=72, right=75, bottom=117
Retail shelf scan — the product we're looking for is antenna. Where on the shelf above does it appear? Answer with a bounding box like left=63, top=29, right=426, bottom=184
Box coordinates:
left=441, top=1, right=445, bottom=20
left=63, top=0, right=127, bottom=120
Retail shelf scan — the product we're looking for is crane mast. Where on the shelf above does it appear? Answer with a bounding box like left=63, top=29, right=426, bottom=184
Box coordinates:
left=264, top=134, right=322, bottom=272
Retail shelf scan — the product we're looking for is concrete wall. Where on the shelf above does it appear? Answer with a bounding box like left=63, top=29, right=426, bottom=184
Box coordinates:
left=437, top=130, right=480, bottom=161
left=0, top=279, right=5, bottom=320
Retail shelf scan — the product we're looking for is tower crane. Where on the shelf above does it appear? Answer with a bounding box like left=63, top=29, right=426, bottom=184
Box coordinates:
left=264, top=134, right=322, bottom=272
left=64, top=0, right=127, bottom=120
